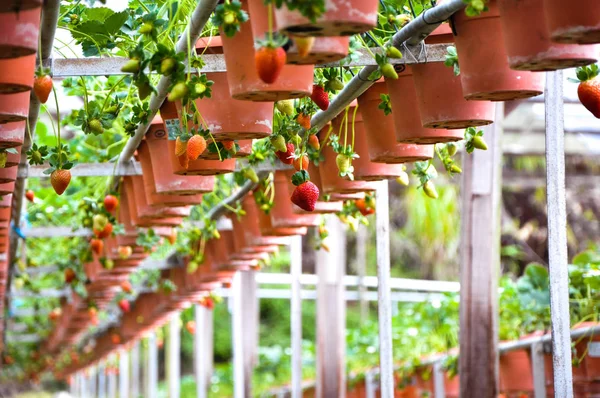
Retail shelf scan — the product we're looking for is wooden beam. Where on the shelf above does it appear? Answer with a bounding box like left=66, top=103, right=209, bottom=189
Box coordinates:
left=458, top=103, right=503, bottom=397
left=316, top=216, right=347, bottom=398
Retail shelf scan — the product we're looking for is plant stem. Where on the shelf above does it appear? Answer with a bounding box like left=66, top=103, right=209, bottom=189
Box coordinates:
left=101, top=76, right=127, bottom=113
left=52, top=86, right=61, bottom=168
left=357, top=35, right=376, bottom=59
left=267, top=3, right=273, bottom=43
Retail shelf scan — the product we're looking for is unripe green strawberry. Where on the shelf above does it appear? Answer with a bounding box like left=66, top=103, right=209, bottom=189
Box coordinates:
left=336, top=154, right=350, bottom=173
left=396, top=171, right=409, bottom=186
left=31, top=150, right=43, bottom=164
left=139, top=22, right=154, bottom=34
left=473, top=136, right=488, bottom=150
left=446, top=142, right=458, bottom=156
left=89, top=119, right=104, bottom=135
left=136, top=82, right=153, bottom=100
left=168, top=82, right=189, bottom=102
left=423, top=180, right=438, bottom=199
left=224, top=11, right=235, bottom=25
left=195, top=82, right=206, bottom=95
left=0, top=153, right=6, bottom=168
left=276, top=100, right=294, bottom=116
left=160, top=58, right=176, bottom=74
left=290, top=134, right=302, bottom=146
left=121, top=59, right=140, bottom=73
left=450, top=164, right=462, bottom=174
left=270, top=135, right=287, bottom=153
left=328, top=78, right=344, bottom=91
left=386, top=46, right=403, bottom=59
left=381, top=63, right=398, bottom=79
left=243, top=168, right=259, bottom=183
left=93, top=214, right=108, bottom=232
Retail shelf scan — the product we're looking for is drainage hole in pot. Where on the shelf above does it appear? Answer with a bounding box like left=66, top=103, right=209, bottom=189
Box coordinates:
left=286, top=25, right=322, bottom=34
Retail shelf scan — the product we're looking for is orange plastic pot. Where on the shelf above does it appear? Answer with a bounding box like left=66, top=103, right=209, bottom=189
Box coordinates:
left=270, top=172, right=319, bottom=228
left=0, top=6, right=41, bottom=59
left=318, top=129, right=379, bottom=194
left=386, top=70, right=463, bottom=143
left=0, top=92, right=30, bottom=123
left=220, top=0, right=313, bottom=101
left=138, top=141, right=207, bottom=206
left=0, top=194, right=12, bottom=208
left=287, top=36, right=350, bottom=65
left=125, top=176, right=191, bottom=219
left=0, top=181, right=15, bottom=196
left=167, top=138, right=236, bottom=176
left=199, top=139, right=252, bottom=160
left=543, top=0, right=600, bottom=44
left=451, top=1, right=544, bottom=101
left=0, top=163, right=17, bottom=183
left=498, top=0, right=598, bottom=71
left=0, top=122, right=25, bottom=148
left=239, top=195, right=293, bottom=246
left=499, top=349, right=534, bottom=394
left=274, top=0, right=378, bottom=37
left=357, top=82, right=434, bottom=164
left=0, top=55, right=36, bottom=93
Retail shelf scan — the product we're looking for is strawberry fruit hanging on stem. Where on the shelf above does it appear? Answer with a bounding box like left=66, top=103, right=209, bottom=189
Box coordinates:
left=572, top=64, right=600, bottom=118
left=33, top=68, right=53, bottom=104
left=255, top=3, right=287, bottom=84
left=290, top=169, right=319, bottom=212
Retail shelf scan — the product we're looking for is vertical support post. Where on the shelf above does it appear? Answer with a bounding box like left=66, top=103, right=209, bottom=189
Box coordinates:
left=290, top=235, right=303, bottom=398
left=195, top=303, right=214, bottom=398
left=70, top=373, right=76, bottom=397
left=544, top=70, right=573, bottom=398
left=119, top=350, right=129, bottom=398
left=433, top=360, right=446, bottom=398
left=131, top=341, right=140, bottom=398
left=89, top=366, right=97, bottom=398
left=531, top=341, right=547, bottom=398
left=98, top=362, right=106, bottom=398
left=232, top=270, right=258, bottom=398
left=81, top=371, right=87, bottom=397
left=375, top=181, right=394, bottom=397
left=147, top=332, right=159, bottom=398
left=108, top=359, right=117, bottom=398
left=458, top=103, right=503, bottom=398
left=365, top=371, right=376, bottom=398
left=168, top=314, right=181, bottom=398
left=316, top=216, right=346, bottom=398
left=356, top=224, right=369, bottom=322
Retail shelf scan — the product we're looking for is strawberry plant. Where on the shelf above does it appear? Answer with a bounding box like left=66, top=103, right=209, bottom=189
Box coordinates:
left=211, top=0, right=249, bottom=37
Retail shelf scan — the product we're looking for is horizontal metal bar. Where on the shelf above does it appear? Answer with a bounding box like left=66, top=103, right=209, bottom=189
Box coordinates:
left=49, top=45, right=448, bottom=78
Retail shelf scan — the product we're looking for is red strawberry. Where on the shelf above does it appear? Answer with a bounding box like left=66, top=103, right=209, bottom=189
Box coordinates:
left=187, top=135, right=207, bottom=160
left=310, top=85, right=329, bottom=111
left=49, top=308, right=61, bottom=322
left=111, top=333, right=121, bottom=345
left=33, top=74, right=53, bottom=104
left=222, top=140, right=235, bottom=151
left=64, top=268, right=76, bottom=284
left=293, top=154, right=309, bottom=171
left=291, top=181, right=319, bottom=212
left=90, top=238, right=104, bottom=256
left=25, top=190, right=34, bottom=202
left=104, top=195, right=118, bottom=212
left=50, top=169, right=71, bottom=195
left=355, top=198, right=375, bottom=216
left=121, top=280, right=132, bottom=294
left=202, top=296, right=214, bottom=310
left=178, top=152, right=189, bottom=169
left=95, top=222, right=113, bottom=239
left=118, top=299, right=130, bottom=313
left=167, top=228, right=177, bottom=245
left=276, top=143, right=295, bottom=165
left=255, top=45, right=286, bottom=84
left=308, top=134, right=320, bottom=150
left=118, top=245, right=132, bottom=259
left=297, top=113, right=311, bottom=129
left=186, top=320, right=196, bottom=334
left=578, top=78, right=600, bottom=118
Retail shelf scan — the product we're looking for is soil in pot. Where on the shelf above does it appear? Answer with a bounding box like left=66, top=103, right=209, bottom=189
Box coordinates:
left=451, top=1, right=545, bottom=101
left=274, top=0, right=379, bottom=37
left=498, top=0, right=598, bottom=71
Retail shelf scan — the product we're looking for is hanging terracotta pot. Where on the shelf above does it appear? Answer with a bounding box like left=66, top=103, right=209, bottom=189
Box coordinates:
left=239, top=195, right=293, bottom=246
left=0, top=1, right=43, bottom=13
left=0, top=208, right=10, bottom=222
left=282, top=167, right=343, bottom=214
left=318, top=128, right=379, bottom=194
left=0, top=194, right=12, bottom=208
left=0, top=92, right=30, bottom=123
left=498, top=0, right=598, bottom=71
left=499, top=349, right=534, bottom=394
left=543, top=0, right=600, bottom=44
left=330, top=192, right=363, bottom=201
left=199, top=139, right=253, bottom=160
left=0, top=6, right=41, bottom=59
left=287, top=36, right=350, bottom=65
left=220, top=0, right=313, bottom=101
left=386, top=70, right=463, bottom=143
left=451, top=1, right=544, bottom=101
left=0, top=55, right=36, bottom=93
left=270, top=171, right=319, bottom=228
left=356, top=83, right=434, bottom=164
left=0, top=181, right=15, bottom=196
left=124, top=176, right=191, bottom=220
left=255, top=196, right=308, bottom=236
left=0, top=162, right=18, bottom=184
left=0, top=122, right=24, bottom=148
left=274, top=0, right=379, bottom=37
left=124, top=183, right=183, bottom=228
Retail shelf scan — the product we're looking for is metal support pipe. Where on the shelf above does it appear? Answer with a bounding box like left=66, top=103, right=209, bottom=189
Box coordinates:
left=119, top=350, right=129, bottom=398
left=98, top=363, right=106, bottom=398
left=194, top=304, right=213, bottom=398
left=310, top=0, right=466, bottom=131
left=375, top=181, right=394, bottom=397
left=290, top=235, right=303, bottom=398
left=168, top=314, right=181, bottom=398
left=433, top=361, right=446, bottom=398
left=118, top=0, right=220, bottom=165
left=131, top=341, right=140, bottom=398
left=544, top=70, right=573, bottom=398
left=147, top=333, right=159, bottom=398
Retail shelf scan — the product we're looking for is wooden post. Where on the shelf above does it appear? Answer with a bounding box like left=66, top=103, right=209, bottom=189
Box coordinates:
left=531, top=341, right=547, bottom=398
left=544, top=70, right=573, bottom=398
left=356, top=224, right=369, bottom=322
left=119, top=350, right=129, bottom=398
left=168, top=314, right=181, bottom=398
left=290, top=235, right=303, bottom=398
left=232, top=270, right=258, bottom=398
left=458, top=103, right=503, bottom=397
left=131, top=341, right=140, bottom=398
left=376, top=180, right=394, bottom=397
left=195, top=304, right=214, bottom=398
left=316, top=216, right=346, bottom=398
left=147, top=333, right=159, bottom=398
